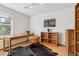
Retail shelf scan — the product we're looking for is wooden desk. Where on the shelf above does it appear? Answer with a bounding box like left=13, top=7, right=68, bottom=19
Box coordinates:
left=29, top=35, right=40, bottom=44
left=4, top=34, right=33, bottom=52
left=0, top=36, right=5, bottom=51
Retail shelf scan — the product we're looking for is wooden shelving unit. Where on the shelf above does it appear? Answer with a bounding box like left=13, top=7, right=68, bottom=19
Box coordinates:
left=41, top=32, right=58, bottom=46
left=75, top=3, right=79, bottom=56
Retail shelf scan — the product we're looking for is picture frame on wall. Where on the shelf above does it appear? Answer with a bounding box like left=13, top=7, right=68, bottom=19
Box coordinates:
left=44, top=18, right=56, bottom=27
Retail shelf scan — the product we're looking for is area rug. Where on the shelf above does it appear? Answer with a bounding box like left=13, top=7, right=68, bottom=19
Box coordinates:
left=8, top=43, right=58, bottom=56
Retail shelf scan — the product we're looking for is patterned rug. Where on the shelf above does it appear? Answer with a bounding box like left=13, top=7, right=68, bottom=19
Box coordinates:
left=8, top=43, right=58, bottom=56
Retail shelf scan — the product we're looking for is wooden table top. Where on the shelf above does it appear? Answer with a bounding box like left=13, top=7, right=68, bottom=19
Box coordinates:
left=0, top=34, right=33, bottom=40
left=30, top=35, right=40, bottom=40
left=0, top=36, right=3, bottom=40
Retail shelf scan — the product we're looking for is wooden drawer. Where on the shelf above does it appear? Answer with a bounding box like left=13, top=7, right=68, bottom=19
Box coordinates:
left=41, top=39, right=48, bottom=43
left=49, top=40, right=57, bottom=44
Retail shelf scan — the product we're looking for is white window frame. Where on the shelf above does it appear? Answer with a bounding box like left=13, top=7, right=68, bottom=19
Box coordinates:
left=0, top=16, right=13, bottom=35
left=11, top=16, right=13, bottom=35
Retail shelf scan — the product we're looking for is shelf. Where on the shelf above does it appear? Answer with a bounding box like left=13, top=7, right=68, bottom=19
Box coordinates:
left=76, top=31, right=79, bottom=32
left=75, top=19, right=79, bottom=21
left=77, top=41, right=79, bottom=44
left=76, top=52, right=79, bottom=56
left=49, top=39, right=56, bottom=40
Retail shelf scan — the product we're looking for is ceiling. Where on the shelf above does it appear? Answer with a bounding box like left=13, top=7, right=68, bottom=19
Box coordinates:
left=0, top=3, right=74, bottom=16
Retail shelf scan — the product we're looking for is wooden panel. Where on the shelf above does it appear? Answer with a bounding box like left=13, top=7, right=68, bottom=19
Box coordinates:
left=77, top=52, right=79, bottom=56
left=77, top=43, right=79, bottom=52
left=77, top=20, right=79, bottom=31
left=41, top=39, right=48, bottom=43
left=76, top=7, right=79, bottom=19
left=29, top=35, right=40, bottom=44
left=48, top=33, right=57, bottom=39
left=77, top=32, right=79, bottom=41
left=66, top=29, right=74, bottom=56
left=41, top=32, right=48, bottom=43
left=41, top=32, right=48, bottom=39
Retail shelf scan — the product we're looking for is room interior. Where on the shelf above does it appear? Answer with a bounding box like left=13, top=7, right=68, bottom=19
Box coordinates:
left=0, top=3, right=78, bottom=56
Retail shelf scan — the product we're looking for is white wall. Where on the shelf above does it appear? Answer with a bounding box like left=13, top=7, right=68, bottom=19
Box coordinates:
left=30, top=8, right=74, bottom=45
left=0, top=5, right=30, bottom=49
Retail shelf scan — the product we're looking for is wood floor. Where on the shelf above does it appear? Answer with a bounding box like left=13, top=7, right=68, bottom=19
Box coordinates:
left=0, top=42, right=67, bottom=56
left=41, top=43, right=67, bottom=56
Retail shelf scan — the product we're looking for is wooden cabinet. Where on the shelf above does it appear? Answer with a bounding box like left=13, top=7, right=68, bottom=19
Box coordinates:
left=66, top=3, right=79, bottom=56
left=41, top=32, right=58, bottom=46
left=66, top=29, right=74, bottom=56
left=75, top=3, right=79, bottom=56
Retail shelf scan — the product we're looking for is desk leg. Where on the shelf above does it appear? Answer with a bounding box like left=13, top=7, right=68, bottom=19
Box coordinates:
left=29, top=39, right=31, bottom=45
left=3, top=37, right=5, bottom=52
left=27, top=36, right=31, bottom=45
left=9, top=39, right=11, bottom=53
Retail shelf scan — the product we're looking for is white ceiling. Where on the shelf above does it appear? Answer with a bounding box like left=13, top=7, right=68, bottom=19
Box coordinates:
left=0, top=3, right=74, bottom=16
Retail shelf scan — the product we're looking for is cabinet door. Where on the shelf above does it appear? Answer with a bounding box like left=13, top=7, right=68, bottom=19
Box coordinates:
left=66, top=30, right=74, bottom=56
left=41, top=32, right=48, bottom=43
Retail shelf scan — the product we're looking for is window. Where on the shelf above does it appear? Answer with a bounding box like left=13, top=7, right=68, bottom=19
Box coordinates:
left=0, top=16, right=12, bottom=35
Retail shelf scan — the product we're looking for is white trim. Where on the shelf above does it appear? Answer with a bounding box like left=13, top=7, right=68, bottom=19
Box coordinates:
left=0, top=24, right=11, bottom=25
left=11, top=16, right=13, bottom=35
